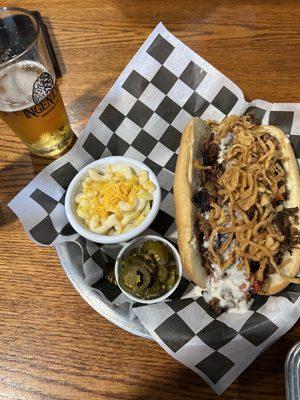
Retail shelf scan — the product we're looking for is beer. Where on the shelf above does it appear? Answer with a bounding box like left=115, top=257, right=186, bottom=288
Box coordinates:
left=0, top=61, right=73, bottom=157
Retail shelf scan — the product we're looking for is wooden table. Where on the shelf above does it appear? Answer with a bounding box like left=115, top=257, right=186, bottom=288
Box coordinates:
left=1, top=1, right=299, bottom=398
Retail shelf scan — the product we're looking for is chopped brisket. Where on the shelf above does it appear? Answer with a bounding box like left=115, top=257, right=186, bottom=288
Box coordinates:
left=251, top=279, right=264, bottom=294
left=262, top=132, right=280, bottom=151
left=247, top=205, right=256, bottom=220
left=204, top=164, right=223, bottom=180
left=192, top=188, right=210, bottom=212
left=204, top=258, right=212, bottom=274
left=197, top=215, right=212, bottom=239
left=199, top=246, right=212, bottom=273
left=217, top=233, right=223, bottom=247
left=274, top=252, right=283, bottom=265
left=249, top=259, right=260, bottom=273
left=274, top=207, right=300, bottom=255
left=192, top=132, right=223, bottom=277
left=202, top=133, right=219, bottom=166
left=247, top=112, right=259, bottom=125
left=284, top=207, right=299, bottom=223
left=209, top=298, right=222, bottom=315
left=194, top=217, right=213, bottom=274
left=274, top=212, right=288, bottom=237
left=203, top=165, right=223, bottom=198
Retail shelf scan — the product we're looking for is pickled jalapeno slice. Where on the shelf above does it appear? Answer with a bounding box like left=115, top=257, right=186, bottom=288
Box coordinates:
left=119, top=240, right=178, bottom=300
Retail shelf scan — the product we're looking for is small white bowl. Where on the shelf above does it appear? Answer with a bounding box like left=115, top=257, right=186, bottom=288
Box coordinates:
left=65, top=157, right=161, bottom=244
left=115, top=235, right=182, bottom=304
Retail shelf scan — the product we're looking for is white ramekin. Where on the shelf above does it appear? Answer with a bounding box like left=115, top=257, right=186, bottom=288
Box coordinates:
left=115, top=235, right=182, bottom=304
left=65, top=157, right=161, bottom=244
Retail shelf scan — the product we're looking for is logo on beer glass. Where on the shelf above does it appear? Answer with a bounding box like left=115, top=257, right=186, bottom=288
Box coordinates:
left=32, top=72, right=54, bottom=104
left=21, top=71, right=57, bottom=118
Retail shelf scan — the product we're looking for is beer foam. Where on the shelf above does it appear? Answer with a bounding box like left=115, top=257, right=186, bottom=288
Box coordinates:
left=0, top=61, right=51, bottom=112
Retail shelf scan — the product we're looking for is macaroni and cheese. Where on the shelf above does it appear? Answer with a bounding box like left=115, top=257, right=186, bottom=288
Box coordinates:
left=75, top=165, right=155, bottom=235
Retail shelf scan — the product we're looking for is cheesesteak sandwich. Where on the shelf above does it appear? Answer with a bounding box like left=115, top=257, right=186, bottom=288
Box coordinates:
left=174, top=115, right=300, bottom=313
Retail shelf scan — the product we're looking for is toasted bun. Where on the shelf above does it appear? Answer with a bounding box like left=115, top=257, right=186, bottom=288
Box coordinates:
left=259, top=126, right=300, bottom=295
left=174, top=118, right=208, bottom=288
left=174, top=118, right=300, bottom=295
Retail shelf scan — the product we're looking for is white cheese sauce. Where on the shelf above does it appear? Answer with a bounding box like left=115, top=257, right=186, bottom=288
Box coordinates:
left=203, top=240, right=209, bottom=249
left=203, top=261, right=252, bottom=313
left=204, top=211, right=210, bottom=220
left=217, top=132, right=234, bottom=164
left=222, top=240, right=235, bottom=260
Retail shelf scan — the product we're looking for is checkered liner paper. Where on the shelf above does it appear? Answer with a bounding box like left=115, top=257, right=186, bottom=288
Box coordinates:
left=8, top=23, right=300, bottom=395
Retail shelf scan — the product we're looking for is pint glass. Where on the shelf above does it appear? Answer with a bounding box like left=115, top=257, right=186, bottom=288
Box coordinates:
left=0, top=7, right=73, bottom=157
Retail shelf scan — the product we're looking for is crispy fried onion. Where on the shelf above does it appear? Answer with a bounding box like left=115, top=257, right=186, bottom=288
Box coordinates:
left=206, top=115, right=298, bottom=286
left=193, top=160, right=212, bottom=171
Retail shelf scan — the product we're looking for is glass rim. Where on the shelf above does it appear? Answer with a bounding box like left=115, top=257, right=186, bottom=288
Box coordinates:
left=0, top=6, right=41, bottom=69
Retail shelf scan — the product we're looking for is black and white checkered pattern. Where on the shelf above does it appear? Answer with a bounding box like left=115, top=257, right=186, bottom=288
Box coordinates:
left=8, top=23, right=300, bottom=394
left=134, top=286, right=300, bottom=394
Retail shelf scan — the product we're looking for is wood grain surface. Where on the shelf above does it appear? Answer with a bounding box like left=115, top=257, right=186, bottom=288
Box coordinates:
left=1, top=1, right=300, bottom=399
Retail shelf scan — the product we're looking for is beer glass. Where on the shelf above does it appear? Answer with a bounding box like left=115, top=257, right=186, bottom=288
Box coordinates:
left=0, top=7, right=73, bottom=157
